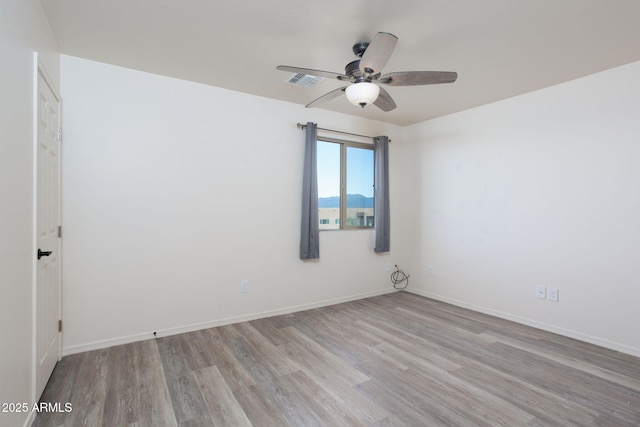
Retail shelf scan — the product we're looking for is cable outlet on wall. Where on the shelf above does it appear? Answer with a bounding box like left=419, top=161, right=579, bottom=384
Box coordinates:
left=386, top=262, right=391, bottom=272
left=547, top=287, right=559, bottom=302
left=428, top=265, right=435, bottom=277
left=240, top=280, right=249, bottom=293
left=536, top=285, right=546, bottom=299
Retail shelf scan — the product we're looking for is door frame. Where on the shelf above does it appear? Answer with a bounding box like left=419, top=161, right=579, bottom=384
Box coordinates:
left=31, top=52, right=63, bottom=403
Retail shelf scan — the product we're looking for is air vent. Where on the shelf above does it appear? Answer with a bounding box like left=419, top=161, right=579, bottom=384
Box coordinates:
left=284, top=73, right=324, bottom=87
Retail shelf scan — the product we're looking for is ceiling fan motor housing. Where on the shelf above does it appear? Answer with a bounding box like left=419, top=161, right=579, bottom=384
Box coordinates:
left=345, top=60, right=361, bottom=78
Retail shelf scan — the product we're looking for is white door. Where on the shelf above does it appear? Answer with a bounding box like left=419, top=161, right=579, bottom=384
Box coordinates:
left=35, top=69, right=62, bottom=399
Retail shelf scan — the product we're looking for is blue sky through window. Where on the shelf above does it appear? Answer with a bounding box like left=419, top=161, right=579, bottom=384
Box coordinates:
left=317, top=141, right=373, bottom=198
left=347, top=146, right=374, bottom=198
left=317, top=141, right=340, bottom=198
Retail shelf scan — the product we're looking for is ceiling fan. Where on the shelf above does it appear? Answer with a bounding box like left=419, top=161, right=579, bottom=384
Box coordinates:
left=277, top=32, right=457, bottom=112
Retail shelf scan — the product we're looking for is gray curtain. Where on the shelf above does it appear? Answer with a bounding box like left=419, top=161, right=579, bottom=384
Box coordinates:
left=300, top=122, right=319, bottom=259
left=374, top=136, right=390, bottom=253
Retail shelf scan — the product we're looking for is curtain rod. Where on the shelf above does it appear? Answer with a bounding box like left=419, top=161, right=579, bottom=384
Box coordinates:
left=296, top=123, right=389, bottom=141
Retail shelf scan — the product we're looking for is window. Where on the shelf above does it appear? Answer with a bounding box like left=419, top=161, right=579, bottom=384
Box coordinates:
left=317, top=138, right=374, bottom=230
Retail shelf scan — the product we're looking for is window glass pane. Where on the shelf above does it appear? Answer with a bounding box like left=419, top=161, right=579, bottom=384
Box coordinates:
left=317, top=141, right=340, bottom=230
left=346, top=146, right=374, bottom=227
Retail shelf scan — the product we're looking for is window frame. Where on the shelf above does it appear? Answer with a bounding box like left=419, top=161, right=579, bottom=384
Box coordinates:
left=317, top=136, right=374, bottom=231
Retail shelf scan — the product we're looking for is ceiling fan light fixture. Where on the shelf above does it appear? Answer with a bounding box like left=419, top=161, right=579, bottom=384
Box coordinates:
left=345, top=82, right=380, bottom=108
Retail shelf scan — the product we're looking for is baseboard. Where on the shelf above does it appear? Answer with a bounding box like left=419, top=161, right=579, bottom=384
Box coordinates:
left=404, top=288, right=640, bottom=358
left=63, top=287, right=397, bottom=356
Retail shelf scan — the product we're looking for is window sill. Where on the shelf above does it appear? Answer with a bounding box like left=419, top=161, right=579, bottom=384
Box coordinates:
left=319, top=228, right=374, bottom=232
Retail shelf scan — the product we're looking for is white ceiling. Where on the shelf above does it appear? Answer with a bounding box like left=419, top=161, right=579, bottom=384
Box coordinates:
left=40, top=0, right=640, bottom=126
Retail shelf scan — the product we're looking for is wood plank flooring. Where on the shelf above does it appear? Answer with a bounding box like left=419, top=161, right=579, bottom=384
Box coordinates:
left=34, top=291, right=640, bottom=426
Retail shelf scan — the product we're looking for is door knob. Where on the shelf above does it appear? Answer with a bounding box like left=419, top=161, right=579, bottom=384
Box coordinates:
left=37, top=249, right=52, bottom=260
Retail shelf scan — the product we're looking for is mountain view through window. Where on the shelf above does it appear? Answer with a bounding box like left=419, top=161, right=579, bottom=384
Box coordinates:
left=317, top=140, right=374, bottom=230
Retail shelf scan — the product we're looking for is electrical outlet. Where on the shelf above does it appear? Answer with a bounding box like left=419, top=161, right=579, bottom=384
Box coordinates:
left=386, top=262, right=391, bottom=272
left=547, top=287, right=559, bottom=302
left=240, top=280, right=249, bottom=293
left=428, top=266, right=435, bottom=277
left=536, top=285, right=546, bottom=299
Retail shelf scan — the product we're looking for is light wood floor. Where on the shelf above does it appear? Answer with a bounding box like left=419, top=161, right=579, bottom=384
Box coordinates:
left=34, top=291, right=640, bottom=426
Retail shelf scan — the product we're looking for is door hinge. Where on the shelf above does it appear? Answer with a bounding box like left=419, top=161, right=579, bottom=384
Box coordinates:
left=58, top=225, right=62, bottom=238
left=58, top=320, right=62, bottom=333
left=57, top=128, right=63, bottom=141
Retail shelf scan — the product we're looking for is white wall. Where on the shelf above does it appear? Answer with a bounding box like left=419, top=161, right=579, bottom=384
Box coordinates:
left=398, top=61, right=640, bottom=356
left=0, top=1, right=59, bottom=426
left=60, top=56, right=404, bottom=354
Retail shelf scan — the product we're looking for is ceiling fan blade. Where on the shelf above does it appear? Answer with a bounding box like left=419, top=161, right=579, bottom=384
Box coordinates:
left=374, top=87, right=397, bottom=112
left=276, top=65, right=348, bottom=80
left=377, top=71, right=458, bottom=86
left=305, top=87, right=347, bottom=108
left=359, top=32, right=398, bottom=76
